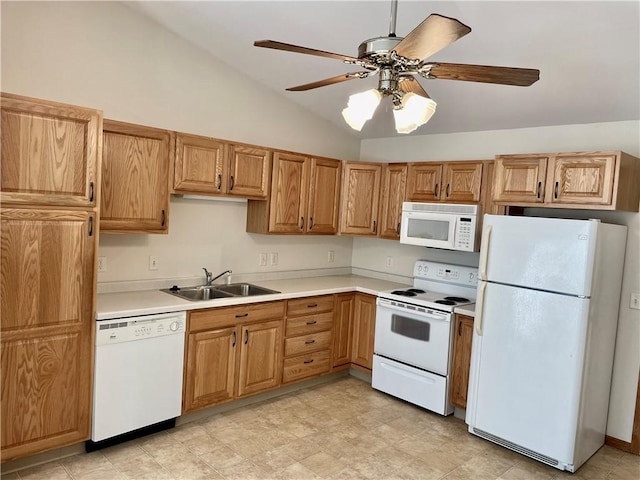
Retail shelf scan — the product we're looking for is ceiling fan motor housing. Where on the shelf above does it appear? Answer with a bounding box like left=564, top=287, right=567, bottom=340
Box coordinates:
left=358, top=36, right=403, bottom=63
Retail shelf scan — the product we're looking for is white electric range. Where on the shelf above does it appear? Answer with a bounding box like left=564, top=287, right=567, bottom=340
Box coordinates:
left=372, top=260, right=478, bottom=415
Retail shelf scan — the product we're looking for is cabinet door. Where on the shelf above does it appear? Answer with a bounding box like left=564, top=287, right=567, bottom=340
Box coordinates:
left=183, top=327, right=237, bottom=413
left=332, top=293, right=354, bottom=368
left=1, top=93, right=101, bottom=208
left=493, top=156, right=548, bottom=204
left=351, top=293, right=376, bottom=370
left=307, top=157, right=341, bottom=234
left=268, top=152, right=309, bottom=233
left=547, top=153, right=616, bottom=206
left=379, top=164, right=407, bottom=239
left=228, top=145, right=271, bottom=199
left=237, top=320, right=282, bottom=397
left=441, top=162, right=483, bottom=203
left=340, top=162, right=381, bottom=236
left=174, top=133, right=227, bottom=195
left=1, top=209, right=95, bottom=461
left=100, top=120, right=172, bottom=233
left=406, top=163, right=443, bottom=202
left=450, top=315, right=474, bottom=409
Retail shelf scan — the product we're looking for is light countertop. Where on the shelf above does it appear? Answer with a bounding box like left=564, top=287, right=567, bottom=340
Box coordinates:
left=97, top=275, right=410, bottom=320
left=454, top=304, right=476, bottom=317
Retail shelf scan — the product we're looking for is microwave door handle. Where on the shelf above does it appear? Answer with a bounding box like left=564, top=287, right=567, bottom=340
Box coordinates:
left=378, top=301, right=449, bottom=322
left=448, top=216, right=457, bottom=246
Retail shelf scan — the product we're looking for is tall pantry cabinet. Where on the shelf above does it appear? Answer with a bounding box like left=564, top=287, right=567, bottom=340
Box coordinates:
left=0, top=94, right=102, bottom=462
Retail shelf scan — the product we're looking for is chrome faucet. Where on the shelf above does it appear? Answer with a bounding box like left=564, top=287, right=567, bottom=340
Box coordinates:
left=202, top=268, right=232, bottom=286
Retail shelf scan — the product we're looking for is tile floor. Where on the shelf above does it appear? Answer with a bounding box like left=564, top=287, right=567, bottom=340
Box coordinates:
left=2, top=377, right=639, bottom=479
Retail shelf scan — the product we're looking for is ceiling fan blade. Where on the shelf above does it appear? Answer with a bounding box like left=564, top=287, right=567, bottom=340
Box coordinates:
left=286, top=72, right=368, bottom=91
left=393, top=14, right=471, bottom=61
left=398, top=77, right=429, bottom=97
left=254, top=40, right=359, bottom=63
left=428, top=62, right=540, bottom=86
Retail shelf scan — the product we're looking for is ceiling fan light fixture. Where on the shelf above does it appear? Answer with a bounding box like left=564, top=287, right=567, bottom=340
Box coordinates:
left=393, top=92, right=437, bottom=134
left=342, top=88, right=382, bottom=131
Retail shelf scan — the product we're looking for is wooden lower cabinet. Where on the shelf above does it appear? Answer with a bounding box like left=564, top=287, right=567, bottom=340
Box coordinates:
left=332, top=293, right=354, bottom=368
left=450, top=314, right=474, bottom=409
left=351, top=293, right=376, bottom=370
left=182, top=302, right=284, bottom=414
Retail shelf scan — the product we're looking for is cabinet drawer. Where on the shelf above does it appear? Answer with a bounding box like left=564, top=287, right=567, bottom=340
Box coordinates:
left=286, top=295, right=334, bottom=317
left=189, top=301, right=285, bottom=332
left=285, top=311, right=333, bottom=336
left=283, top=350, right=331, bottom=384
left=284, top=331, right=332, bottom=357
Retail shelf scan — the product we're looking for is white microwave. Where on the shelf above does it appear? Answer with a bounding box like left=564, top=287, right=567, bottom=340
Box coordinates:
left=400, top=202, right=479, bottom=251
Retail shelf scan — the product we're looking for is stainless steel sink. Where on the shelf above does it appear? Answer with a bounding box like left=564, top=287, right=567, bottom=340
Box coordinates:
left=214, top=283, right=280, bottom=297
left=160, top=286, right=235, bottom=301
left=160, top=283, right=279, bottom=301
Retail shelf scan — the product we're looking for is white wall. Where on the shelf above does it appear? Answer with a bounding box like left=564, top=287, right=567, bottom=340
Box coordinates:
left=357, top=123, right=640, bottom=443
left=1, top=1, right=359, bottom=285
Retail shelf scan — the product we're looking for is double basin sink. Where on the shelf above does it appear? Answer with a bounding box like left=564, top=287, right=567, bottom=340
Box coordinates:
left=161, top=283, right=280, bottom=302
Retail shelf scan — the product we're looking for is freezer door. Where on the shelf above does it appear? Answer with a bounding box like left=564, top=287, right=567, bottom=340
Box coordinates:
left=466, top=282, right=589, bottom=465
left=479, top=215, right=598, bottom=296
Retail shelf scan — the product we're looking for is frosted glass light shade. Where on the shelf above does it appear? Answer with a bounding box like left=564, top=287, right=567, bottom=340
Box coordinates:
left=341, top=89, right=382, bottom=131
left=393, top=92, right=437, bottom=134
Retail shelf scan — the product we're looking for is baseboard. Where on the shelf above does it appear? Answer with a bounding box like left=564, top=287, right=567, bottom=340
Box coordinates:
left=605, top=435, right=634, bottom=454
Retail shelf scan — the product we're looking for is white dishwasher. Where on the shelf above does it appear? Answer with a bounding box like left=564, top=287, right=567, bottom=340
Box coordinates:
left=90, top=311, right=186, bottom=448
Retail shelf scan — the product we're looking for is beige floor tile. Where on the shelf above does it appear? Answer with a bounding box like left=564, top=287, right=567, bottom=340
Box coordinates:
left=101, top=442, right=148, bottom=465
left=350, top=454, right=399, bottom=480
left=299, top=451, right=346, bottom=477
left=15, top=462, right=71, bottom=480
left=70, top=464, right=127, bottom=480
left=274, top=461, right=321, bottom=480
left=249, top=448, right=297, bottom=473
left=0, top=473, right=20, bottom=480
left=162, top=457, right=222, bottom=479
left=180, top=433, right=225, bottom=456
left=213, top=459, right=271, bottom=480
left=199, top=444, right=246, bottom=470
left=60, top=452, right=112, bottom=477
left=500, top=464, right=558, bottom=480
left=115, top=455, right=172, bottom=479
left=269, top=438, right=322, bottom=462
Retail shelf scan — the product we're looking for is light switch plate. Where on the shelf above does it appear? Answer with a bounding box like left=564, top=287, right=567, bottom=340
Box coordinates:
left=148, top=255, right=158, bottom=271
left=98, top=256, right=107, bottom=273
left=259, top=253, right=268, bottom=267
left=631, top=293, right=640, bottom=310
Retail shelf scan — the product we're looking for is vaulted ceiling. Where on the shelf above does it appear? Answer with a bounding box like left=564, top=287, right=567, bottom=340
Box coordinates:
left=127, top=1, right=640, bottom=139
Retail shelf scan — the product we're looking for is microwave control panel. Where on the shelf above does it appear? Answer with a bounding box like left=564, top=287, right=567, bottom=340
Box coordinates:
left=453, top=216, right=476, bottom=251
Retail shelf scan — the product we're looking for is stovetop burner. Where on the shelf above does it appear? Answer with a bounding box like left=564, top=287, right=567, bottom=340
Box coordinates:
left=444, top=296, right=470, bottom=303
left=434, top=299, right=456, bottom=306
left=406, top=288, right=426, bottom=294
left=391, top=290, right=417, bottom=297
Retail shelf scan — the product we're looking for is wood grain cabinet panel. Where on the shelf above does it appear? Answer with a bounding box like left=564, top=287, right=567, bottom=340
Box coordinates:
left=174, top=133, right=227, bottom=195
left=307, top=157, right=341, bottom=234
left=351, top=293, right=376, bottom=370
left=283, top=350, right=331, bottom=384
left=406, top=163, right=443, bottom=202
left=332, top=293, right=354, bottom=369
left=441, top=162, right=483, bottom=202
left=450, top=314, right=474, bottom=409
left=237, top=320, right=282, bottom=397
left=379, top=163, right=407, bottom=240
left=268, top=152, right=309, bottom=233
left=228, top=144, right=271, bottom=198
left=340, top=162, right=381, bottom=236
left=183, top=327, right=237, bottom=412
left=0, top=93, right=101, bottom=208
left=101, top=120, right=172, bottom=233
left=493, top=151, right=640, bottom=210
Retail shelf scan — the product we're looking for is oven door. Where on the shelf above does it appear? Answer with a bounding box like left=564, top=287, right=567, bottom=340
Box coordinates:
left=374, top=297, right=452, bottom=376
left=400, top=210, right=457, bottom=249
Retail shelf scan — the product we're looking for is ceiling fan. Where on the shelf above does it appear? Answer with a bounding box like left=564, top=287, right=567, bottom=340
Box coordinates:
left=254, top=0, right=540, bottom=133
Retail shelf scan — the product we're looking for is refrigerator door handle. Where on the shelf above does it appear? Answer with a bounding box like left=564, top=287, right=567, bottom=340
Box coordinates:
left=475, top=281, right=487, bottom=336
left=479, top=225, right=492, bottom=280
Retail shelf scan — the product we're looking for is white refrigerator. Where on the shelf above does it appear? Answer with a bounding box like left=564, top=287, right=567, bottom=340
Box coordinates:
left=465, top=215, right=627, bottom=472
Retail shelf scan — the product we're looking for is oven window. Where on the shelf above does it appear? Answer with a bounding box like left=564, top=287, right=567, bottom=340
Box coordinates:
left=391, top=314, right=430, bottom=341
left=407, top=218, right=450, bottom=241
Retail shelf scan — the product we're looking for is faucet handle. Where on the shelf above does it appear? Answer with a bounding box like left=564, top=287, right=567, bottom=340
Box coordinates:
left=202, top=267, right=212, bottom=284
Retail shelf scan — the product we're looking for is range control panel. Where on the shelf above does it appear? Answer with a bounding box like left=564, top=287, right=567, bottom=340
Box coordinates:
left=413, top=260, right=478, bottom=287
left=96, top=311, right=186, bottom=346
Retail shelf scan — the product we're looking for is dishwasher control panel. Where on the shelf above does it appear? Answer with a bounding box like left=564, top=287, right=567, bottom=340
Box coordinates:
left=96, top=311, right=186, bottom=345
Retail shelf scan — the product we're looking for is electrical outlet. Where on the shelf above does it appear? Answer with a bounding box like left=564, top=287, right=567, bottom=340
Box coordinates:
left=98, top=256, right=107, bottom=273
left=270, top=252, right=278, bottom=266
left=631, top=293, right=640, bottom=310
left=259, top=253, right=268, bottom=267
left=148, top=255, right=159, bottom=271
left=327, top=250, right=335, bottom=263
left=386, top=256, right=393, bottom=268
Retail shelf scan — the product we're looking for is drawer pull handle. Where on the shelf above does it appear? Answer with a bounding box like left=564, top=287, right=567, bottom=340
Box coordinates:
left=307, top=303, right=318, bottom=308
left=554, top=181, right=559, bottom=199
left=306, top=320, right=317, bottom=325
left=536, top=181, right=542, bottom=199
left=304, top=359, right=314, bottom=364
left=305, top=339, right=316, bottom=345
left=235, top=313, right=249, bottom=318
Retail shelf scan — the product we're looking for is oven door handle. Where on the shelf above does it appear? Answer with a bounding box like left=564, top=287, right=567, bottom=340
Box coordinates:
left=377, top=301, right=449, bottom=322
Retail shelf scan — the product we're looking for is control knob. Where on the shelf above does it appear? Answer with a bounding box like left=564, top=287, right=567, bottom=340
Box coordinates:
left=170, top=321, right=179, bottom=332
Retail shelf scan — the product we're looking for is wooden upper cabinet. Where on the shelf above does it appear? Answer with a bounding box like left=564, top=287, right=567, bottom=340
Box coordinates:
left=441, top=162, right=483, bottom=203
left=228, top=145, right=271, bottom=198
left=174, top=133, right=227, bottom=195
left=100, top=120, right=173, bottom=233
left=0, top=93, right=101, bottom=208
left=493, top=151, right=640, bottom=210
left=307, top=157, right=341, bottom=234
left=340, top=162, right=382, bottom=236
left=379, top=163, right=407, bottom=240
left=1, top=208, right=95, bottom=461
left=493, top=155, right=548, bottom=204
left=268, top=152, right=309, bottom=233
left=547, top=153, right=615, bottom=205
left=406, top=163, right=443, bottom=202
